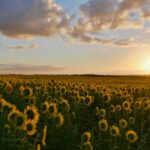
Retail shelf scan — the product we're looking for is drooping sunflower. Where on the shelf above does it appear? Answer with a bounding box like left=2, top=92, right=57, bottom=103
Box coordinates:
left=25, top=120, right=37, bottom=136
left=125, top=130, right=138, bottom=143
left=82, top=131, right=91, bottom=143
left=98, top=119, right=109, bottom=132
left=53, top=113, right=64, bottom=128
left=41, top=101, right=49, bottom=114
left=24, top=105, right=39, bottom=124
left=119, top=119, right=128, bottom=129
left=110, top=125, right=120, bottom=137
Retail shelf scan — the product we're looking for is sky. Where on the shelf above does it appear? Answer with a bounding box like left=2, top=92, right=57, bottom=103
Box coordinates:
left=0, top=0, right=150, bottom=75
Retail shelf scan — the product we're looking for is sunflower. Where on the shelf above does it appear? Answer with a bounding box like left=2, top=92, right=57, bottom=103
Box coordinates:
left=37, top=144, right=41, bottom=150
left=98, top=119, right=109, bottom=131
left=82, top=131, right=91, bottom=143
left=0, top=99, right=3, bottom=111
left=16, top=112, right=27, bottom=130
left=7, top=109, right=20, bottom=123
left=58, top=99, right=70, bottom=112
left=48, top=103, right=57, bottom=117
left=21, top=86, right=33, bottom=97
left=122, top=101, right=131, bottom=110
left=79, top=96, right=85, bottom=105
left=129, top=116, right=135, bottom=124
left=110, top=104, right=116, bottom=113
left=24, top=105, right=39, bottom=124
left=116, top=105, right=122, bottom=112
left=84, top=96, right=94, bottom=106
left=25, top=120, right=37, bottom=136
left=53, top=113, right=64, bottom=128
left=142, top=99, right=150, bottom=110
left=99, top=109, right=106, bottom=118
left=2, top=100, right=14, bottom=112
left=134, top=100, right=142, bottom=110
left=110, top=125, right=120, bottom=137
left=125, top=108, right=132, bottom=114
left=125, top=130, right=138, bottom=143
left=119, top=119, right=128, bottom=129
left=42, top=125, right=47, bottom=146
left=103, top=93, right=111, bottom=103
left=41, top=101, right=49, bottom=114
left=82, top=141, right=93, bottom=150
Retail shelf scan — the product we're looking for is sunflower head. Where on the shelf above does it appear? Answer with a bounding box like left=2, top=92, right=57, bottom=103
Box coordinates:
left=116, top=105, right=122, bottom=112
left=125, top=130, right=138, bottom=143
left=110, top=125, right=120, bottom=137
left=53, top=113, right=64, bottom=128
left=98, top=119, right=109, bottom=132
left=41, top=101, right=49, bottom=114
left=25, top=120, right=37, bottom=136
left=103, top=93, right=111, bottom=103
left=8, top=109, right=20, bottom=123
left=82, top=131, right=91, bottom=143
left=119, top=119, right=128, bottom=129
left=129, top=116, right=135, bottom=124
left=134, top=100, right=142, bottom=110
left=84, top=96, right=94, bottom=106
left=110, top=104, right=116, bottom=113
left=24, top=105, right=39, bottom=124
left=99, top=109, right=106, bottom=118
left=122, top=101, right=131, bottom=110
left=16, top=113, right=27, bottom=130
left=48, top=103, right=57, bottom=116
left=142, top=99, right=150, bottom=110
left=22, top=87, right=33, bottom=97
left=58, top=99, right=70, bottom=112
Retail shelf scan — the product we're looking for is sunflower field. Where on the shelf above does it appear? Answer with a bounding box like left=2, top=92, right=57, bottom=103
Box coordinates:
left=0, top=75, right=150, bottom=150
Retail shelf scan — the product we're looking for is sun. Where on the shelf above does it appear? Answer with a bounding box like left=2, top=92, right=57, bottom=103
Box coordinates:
left=142, top=58, right=150, bottom=73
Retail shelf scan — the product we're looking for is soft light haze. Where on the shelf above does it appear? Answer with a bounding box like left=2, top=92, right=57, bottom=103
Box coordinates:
left=0, top=0, right=150, bottom=74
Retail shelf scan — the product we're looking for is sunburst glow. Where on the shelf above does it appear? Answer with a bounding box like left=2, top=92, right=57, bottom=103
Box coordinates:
left=142, top=58, right=150, bottom=73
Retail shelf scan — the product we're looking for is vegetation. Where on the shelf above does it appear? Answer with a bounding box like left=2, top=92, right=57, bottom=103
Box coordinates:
left=0, top=75, right=150, bottom=150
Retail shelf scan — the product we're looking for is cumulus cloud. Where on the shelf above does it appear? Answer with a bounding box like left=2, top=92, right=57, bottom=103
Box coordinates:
left=0, top=64, right=65, bottom=74
left=68, top=0, right=150, bottom=44
left=0, top=0, right=70, bottom=38
left=0, top=0, right=149, bottom=45
left=7, top=43, right=38, bottom=50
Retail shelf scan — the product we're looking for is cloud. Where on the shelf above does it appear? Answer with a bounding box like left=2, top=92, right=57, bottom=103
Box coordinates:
left=68, top=0, right=149, bottom=44
left=7, top=43, right=38, bottom=50
left=0, top=0, right=70, bottom=38
left=0, top=64, right=65, bottom=74
left=0, top=0, right=149, bottom=46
